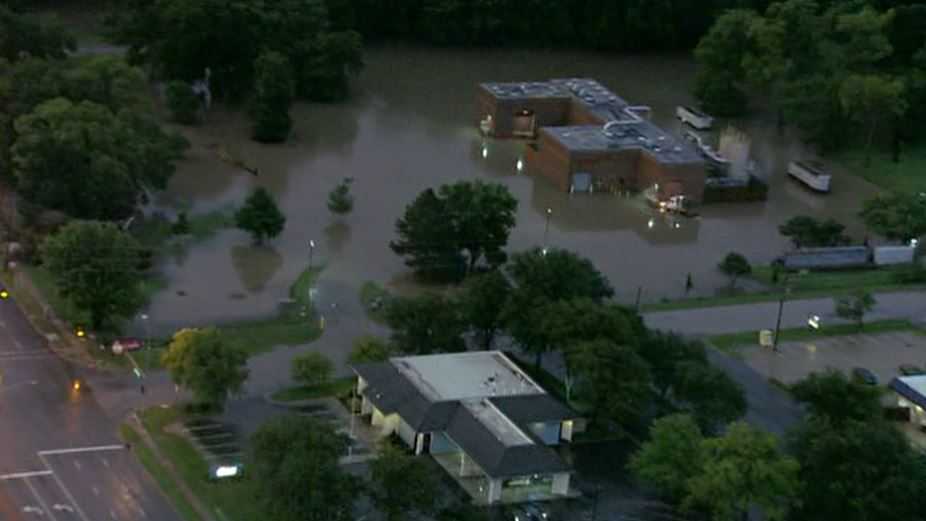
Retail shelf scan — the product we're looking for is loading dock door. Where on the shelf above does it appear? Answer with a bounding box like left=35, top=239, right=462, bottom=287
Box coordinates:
left=571, top=172, right=592, bottom=193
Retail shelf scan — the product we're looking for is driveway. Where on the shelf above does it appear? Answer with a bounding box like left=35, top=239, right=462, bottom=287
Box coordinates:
left=740, top=331, right=926, bottom=386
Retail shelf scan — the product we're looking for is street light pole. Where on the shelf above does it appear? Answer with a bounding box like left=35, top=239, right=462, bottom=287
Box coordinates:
left=140, top=313, right=150, bottom=392
left=308, top=240, right=316, bottom=271
left=543, top=207, right=552, bottom=251
left=772, top=273, right=791, bottom=352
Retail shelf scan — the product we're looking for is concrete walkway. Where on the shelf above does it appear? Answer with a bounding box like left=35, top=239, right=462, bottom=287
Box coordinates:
left=643, top=290, right=926, bottom=336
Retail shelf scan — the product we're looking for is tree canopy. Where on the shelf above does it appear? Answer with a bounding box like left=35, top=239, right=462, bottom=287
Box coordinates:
left=11, top=97, right=186, bottom=220
left=40, top=221, right=146, bottom=330
left=235, top=187, right=286, bottom=244
left=248, top=415, right=358, bottom=521
left=391, top=181, right=518, bottom=282
left=570, top=338, right=652, bottom=426
left=629, top=413, right=705, bottom=502
left=291, top=352, right=334, bottom=387
left=860, top=192, right=926, bottom=242
left=790, top=370, right=882, bottom=425
left=369, top=442, right=438, bottom=521
left=458, top=269, right=511, bottom=350
left=347, top=336, right=394, bottom=365
left=0, top=6, right=75, bottom=61
left=384, top=293, right=466, bottom=355
left=108, top=0, right=363, bottom=101
left=251, top=51, right=294, bottom=143
left=327, top=177, right=355, bottom=216
left=717, top=252, right=751, bottom=288
left=162, top=328, right=249, bottom=410
left=778, top=216, right=851, bottom=249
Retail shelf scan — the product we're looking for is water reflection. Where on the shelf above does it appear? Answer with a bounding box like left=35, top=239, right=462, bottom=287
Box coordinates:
left=324, top=221, right=352, bottom=255
left=230, top=244, right=284, bottom=294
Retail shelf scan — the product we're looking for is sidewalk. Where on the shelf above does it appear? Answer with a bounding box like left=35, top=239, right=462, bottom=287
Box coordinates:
left=128, top=412, right=217, bottom=521
left=643, top=290, right=926, bottom=336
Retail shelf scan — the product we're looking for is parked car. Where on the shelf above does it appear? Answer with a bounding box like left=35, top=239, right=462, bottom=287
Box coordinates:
left=512, top=506, right=538, bottom=521
left=852, top=367, right=878, bottom=386
left=899, top=364, right=925, bottom=376
left=524, top=503, right=550, bottom=520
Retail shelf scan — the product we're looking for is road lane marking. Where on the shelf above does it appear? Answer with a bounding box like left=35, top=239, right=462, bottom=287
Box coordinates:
left=24, top=477, right=58, bottom=521
left=38, top=454, right=91, bottom=521
left=52, top=505, right=74, bottom=513
left=39, top=445, right=125, bottom=456
left=0, top=470, right=53, bottom=480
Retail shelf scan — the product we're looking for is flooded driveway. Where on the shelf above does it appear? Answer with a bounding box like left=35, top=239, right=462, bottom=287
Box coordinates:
left=140, top=46, right=878, bottom=333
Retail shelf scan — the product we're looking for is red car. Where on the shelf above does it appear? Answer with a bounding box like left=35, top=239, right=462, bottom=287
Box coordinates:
left=112, top=337, right=143, bottom=353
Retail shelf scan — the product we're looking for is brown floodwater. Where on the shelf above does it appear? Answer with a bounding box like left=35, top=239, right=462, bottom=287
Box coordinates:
left=141, top=46, right=878, bottom=332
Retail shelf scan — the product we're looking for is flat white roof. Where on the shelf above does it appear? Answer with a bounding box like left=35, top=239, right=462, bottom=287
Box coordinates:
left=898, top=375, right=926, bottom=396
left=391, top=351, right=543, bottom=402
left=464, top=399, right=533, bottom=447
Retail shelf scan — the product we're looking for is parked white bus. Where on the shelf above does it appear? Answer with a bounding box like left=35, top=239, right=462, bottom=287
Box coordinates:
left=787, top=160, right=831, bottom=193
left=676, top=105, right=714, bottom=130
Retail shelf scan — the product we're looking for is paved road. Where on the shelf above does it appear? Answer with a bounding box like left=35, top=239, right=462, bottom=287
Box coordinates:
left=0, top=297, right=180, bottom=521
left=643, top=290, right=926, bottom=335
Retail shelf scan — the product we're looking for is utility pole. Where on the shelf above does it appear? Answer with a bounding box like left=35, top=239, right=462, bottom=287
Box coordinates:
left=543, top=207, right=552, bottom=250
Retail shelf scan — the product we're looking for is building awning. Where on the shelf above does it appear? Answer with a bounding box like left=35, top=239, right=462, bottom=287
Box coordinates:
left=890, top=376, right=926, bottom=410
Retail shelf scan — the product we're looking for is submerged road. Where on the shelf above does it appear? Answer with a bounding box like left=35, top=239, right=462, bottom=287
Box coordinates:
left=0, top=296, right=180, bottom=521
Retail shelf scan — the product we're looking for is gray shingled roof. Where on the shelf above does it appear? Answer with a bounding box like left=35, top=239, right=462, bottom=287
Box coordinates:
left=490, top=394, right=579, bottom=425
left=890, top=377, right=926, bottom=410
left=353, top=362, right=435, bottom=429
left=444, top=405, right=570, bottom=478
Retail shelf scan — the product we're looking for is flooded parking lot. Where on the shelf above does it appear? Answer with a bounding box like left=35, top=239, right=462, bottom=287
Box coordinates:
left=140, top=46, right=878, bottom=332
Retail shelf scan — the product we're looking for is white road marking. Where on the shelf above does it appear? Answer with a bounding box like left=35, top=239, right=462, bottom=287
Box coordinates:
left=52, top=505, right=75, bottom=513
left=38, top=454, right=92, bottom=521
left=24, top=477, right=58, bottom=521
left=72, top=461, right=81, bottom=471
left=39, top=445, right=125, bottom=456
left=0, top=470, right=53, bottom=480
left=21, top=505, right=43, bottom=515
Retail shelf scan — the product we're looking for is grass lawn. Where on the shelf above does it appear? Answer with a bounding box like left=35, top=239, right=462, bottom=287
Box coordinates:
left=643, top=265, right=922, bottom=312
left=138, top=406, right=261, bottom=521
left=270, top=376, right=355, bottom=402
left=119, top=424, right=204, bottom=521
left=835, top=143, right=926, bottom=193
left=708, top=319, right=920, bottom=354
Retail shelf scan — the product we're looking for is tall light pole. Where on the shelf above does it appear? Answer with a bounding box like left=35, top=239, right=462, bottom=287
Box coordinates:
left=140, top=313, right=150, bottom=393
left=308, top=240, right=316, bottom=271
left=543, top=207, right=552, bottom=251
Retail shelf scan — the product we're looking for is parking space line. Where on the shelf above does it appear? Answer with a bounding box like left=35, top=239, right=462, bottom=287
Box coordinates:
left=38, top=454, right=92, bottom=521
left=24, top=477, right=60, bottom=521
left=0, top=470, right=53, bottom=481
left=39, top=445, right=125, bottom=456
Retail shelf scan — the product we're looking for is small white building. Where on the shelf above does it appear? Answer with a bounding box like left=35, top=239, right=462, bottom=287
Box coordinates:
left=890, top=375, right=926, bottom=428
left=352, top=351, right=583, bottom=505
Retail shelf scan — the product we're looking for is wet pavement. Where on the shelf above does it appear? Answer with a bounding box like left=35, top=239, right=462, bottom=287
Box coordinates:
left=136, top=46, right=880, bottom=335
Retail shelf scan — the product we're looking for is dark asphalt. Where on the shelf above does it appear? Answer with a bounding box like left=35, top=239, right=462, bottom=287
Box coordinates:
left=0, top=297, right=180, bottom=521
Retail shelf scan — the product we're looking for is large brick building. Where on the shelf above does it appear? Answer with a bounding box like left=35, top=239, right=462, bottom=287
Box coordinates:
left=477, top=79, right=706, bottom=202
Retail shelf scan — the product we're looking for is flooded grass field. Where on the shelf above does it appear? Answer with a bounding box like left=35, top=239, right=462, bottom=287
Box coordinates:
left=140, top=46, right=878, bottom=332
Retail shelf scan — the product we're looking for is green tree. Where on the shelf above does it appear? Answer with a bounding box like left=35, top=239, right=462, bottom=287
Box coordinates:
left=0, top=6, right=75, bottom=61
left=12, top=98, right=187, bottom=220
left=839, top=74, right=907, bottom=165
left=636, top=332, right=707, bottom=399
left=327, top=177, right=354, bottom=216
left=62, top=56, right=151, bottom=113
left=503, top=248, right=614, bottom=366
left=459, top=270, right=511, bottom=350
left=391, top=181, right=518, bottom=282
left=790, top=418, right=926, bottom=521
left=248, top=415, right=358, bottom=521
left=673, top=362, right=747, bottom=432
left=629, top=414, right=705, bottom=502
left=693, top=9, right=757, bottom=116
left=369, top=442, right=438, bottom=521
left=109, top=0, right=363, bottom=101
left=40, top=221, right=145, bottom=330
left=161, top=328, right=249, bottom=410
left=385, top=294, right=465, bottom=355
left=835, top=290, right=876, bottom=330
left=172, top=211, right=191, bottom=235
left=235, top=187, right=286, bottom=244
left=790, top=370, right=882, bottom=425
left=685, top=422, right=800, bottom=521
left=717, top=252, right=751, bottom=289
left=347, top=336, right=394, bottom=365
left=165, top=80, right=200, bottom=124
left=570, top=338, right=652, bottom=427
left=291, top=352, right=333, bottom=387
left=251, top=51, right=294, bottom=143
left=860, top=192, right=926, bottom=242
left=778, top=215, right=850, bottom=248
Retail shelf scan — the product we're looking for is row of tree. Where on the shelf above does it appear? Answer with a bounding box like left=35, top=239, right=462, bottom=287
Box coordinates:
left=630, top=370, right=926, bottom=521
left=695, top=0, right=926, bottom=157
left=323, top=0, right=773, bottom=51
